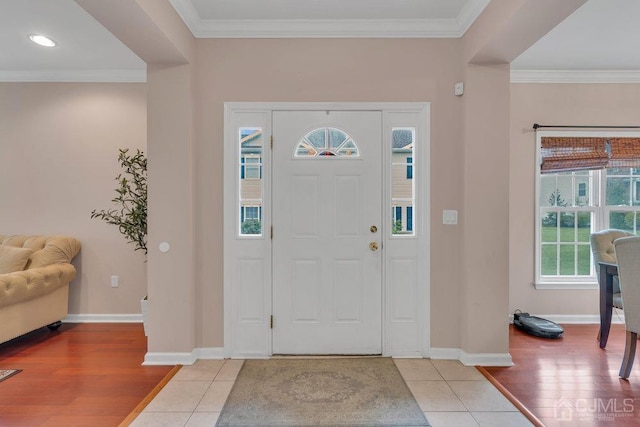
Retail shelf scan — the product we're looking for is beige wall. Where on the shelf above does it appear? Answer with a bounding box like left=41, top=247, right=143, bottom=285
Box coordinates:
left=460, top=63, right=511, bottom=354
left=194, top=38, right=467, bottom=349
left=0, top=83, right=148, bottom=315
left=509, top=83, right=640, bottom=316
left=4, top=1, right=587, bottom=359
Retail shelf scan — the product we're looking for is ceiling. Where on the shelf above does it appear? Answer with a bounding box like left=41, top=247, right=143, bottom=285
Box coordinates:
left=0, top=0, right=638, bottom=83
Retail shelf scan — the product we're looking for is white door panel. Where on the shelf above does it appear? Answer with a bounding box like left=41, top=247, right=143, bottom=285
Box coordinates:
left=272, top=110, right=382, bottom=354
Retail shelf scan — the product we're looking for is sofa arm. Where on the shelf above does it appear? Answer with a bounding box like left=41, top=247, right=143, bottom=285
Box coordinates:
left=0, top=264, right=77, bottom=309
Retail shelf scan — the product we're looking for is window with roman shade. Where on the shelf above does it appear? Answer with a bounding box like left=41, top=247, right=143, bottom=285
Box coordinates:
left=536, top=134, right=640, bottom=287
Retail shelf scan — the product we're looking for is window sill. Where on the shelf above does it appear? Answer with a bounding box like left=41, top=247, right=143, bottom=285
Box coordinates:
left=534, top=281, right=598, bottom=290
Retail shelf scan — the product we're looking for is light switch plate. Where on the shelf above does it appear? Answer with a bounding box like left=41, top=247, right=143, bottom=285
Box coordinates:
left=443, top=210, right=458, bottom=225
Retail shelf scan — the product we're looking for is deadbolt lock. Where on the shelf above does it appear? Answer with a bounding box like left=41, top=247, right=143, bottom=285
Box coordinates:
left=370, top=225, right=378, bottom=233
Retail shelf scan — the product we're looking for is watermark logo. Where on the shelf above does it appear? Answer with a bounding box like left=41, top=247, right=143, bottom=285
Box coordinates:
left=555, top=397, right=635, bottom=422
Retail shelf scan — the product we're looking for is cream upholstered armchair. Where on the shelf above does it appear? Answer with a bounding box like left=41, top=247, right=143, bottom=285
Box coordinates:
left=614, top=236, right=640, bottom=379
left=590, top=229, right=634, bottom=346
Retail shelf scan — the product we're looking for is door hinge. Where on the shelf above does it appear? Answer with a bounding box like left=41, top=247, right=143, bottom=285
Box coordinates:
left=270, top=135, right=273, bottom=149
left=270, top=315, right=274, bottom=329
left=270, top=226, right=273, bottom=239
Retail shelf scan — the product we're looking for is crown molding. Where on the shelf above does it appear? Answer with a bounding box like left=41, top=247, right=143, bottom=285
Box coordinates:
left=511, top=69, right=640, bottom=84
left=169, top=0, right=490, bottom=38
left=0, top=69, right=146, bottom=83
left=456, top=0, right=492, bottom=36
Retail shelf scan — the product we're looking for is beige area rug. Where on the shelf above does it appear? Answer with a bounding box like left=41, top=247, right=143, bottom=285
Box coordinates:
left=216, top=358, right=430, bottom=426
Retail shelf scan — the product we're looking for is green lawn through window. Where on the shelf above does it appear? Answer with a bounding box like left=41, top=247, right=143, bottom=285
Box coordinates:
left=541, top=226, right=592, bottom=276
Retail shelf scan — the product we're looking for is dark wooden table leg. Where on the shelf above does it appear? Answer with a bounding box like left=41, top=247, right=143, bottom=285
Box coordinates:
left=599, top=264, right=614, bottom=349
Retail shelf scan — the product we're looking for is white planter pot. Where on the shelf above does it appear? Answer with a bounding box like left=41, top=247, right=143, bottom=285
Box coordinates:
left=141, top=298, right=149, bottom=336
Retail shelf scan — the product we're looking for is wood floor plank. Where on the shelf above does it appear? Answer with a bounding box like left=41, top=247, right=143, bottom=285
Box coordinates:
left=485, top=324, right=640, bottom=426
left=0, top=323, right=173, bottom=427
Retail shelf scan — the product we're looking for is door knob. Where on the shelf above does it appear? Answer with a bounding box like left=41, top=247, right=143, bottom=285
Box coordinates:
left=369, top=241, right=379, bottom=251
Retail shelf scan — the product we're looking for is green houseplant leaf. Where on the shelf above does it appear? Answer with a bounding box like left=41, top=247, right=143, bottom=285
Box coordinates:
left=91, top=148, right=147, bottom=255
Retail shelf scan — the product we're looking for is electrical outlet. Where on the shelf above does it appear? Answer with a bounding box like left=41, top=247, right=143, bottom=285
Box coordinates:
left=111, top=275, right=119, bottom=288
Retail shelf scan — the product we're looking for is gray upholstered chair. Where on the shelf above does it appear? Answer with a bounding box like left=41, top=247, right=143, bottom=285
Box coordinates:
left=613, top=236, right=640, bottom=379
left=590, top=229, right=634, bottom=347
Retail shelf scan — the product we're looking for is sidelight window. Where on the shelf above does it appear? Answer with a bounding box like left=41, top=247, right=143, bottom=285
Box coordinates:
left=391, top=128, right=415, bottom=235
left=239, top=127, right=263, bottom=236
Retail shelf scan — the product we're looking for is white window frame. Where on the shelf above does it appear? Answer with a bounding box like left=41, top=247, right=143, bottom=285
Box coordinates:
left=535, top=130, right=640, bottom=289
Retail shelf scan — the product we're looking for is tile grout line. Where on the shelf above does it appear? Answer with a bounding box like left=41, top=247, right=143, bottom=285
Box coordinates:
left=188, top=360, right=232, bottom=418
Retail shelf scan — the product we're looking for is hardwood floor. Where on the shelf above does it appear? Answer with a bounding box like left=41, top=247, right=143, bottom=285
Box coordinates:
left=3, top=322, right=640, bottom=426
left=485, top=324, right=640, bottom=427
left=0, top=323, right=173, bottom=427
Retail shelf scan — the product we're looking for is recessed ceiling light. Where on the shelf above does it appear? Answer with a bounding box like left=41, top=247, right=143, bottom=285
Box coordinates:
left=29, top=34, right=57, bottom=47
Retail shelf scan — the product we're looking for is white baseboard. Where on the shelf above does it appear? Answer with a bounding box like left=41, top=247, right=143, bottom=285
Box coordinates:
left=143, top=352, right=196, bottom=366
left=143, top=347, right=225, bottom=365
left=430, top=347, right=513, bottom=367
left=460, top=350, right=513, bottom=367
left=143, top=346, right=513, bottom=366
left=64, top=314, right=142, bottom=323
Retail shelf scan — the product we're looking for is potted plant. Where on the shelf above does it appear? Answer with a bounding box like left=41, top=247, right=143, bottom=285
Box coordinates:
left=91, top=148, right=148, bottom=333
left=91, top=148, right=147, bottom=254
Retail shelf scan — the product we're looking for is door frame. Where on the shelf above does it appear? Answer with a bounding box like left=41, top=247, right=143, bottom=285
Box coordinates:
left=223, top=102, right=430, bottom=358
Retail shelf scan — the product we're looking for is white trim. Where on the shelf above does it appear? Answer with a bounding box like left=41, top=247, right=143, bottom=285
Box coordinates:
left=534, top=282, right=598, bottom=290
left=169, top=0, right=490, bottom=39
left=167, top=0, right=201, bottom=34
left=142, top=347, right=226, bottom=365
left=225, top=102, right=431, bottom=111
left=459, top=350, right=513, bottom=367
left=430, top=348, right=513, bottom=367
left=0, top=69, right=146, bottom=83
left=224, top=102, right=431, bottom=359
left=456, top=0, right=492, bottom=36
left=511, top=69, right=640, bottom=84
left=143, top=352, right=195, bottom=365
left=63, top=314, right=142, bottom=323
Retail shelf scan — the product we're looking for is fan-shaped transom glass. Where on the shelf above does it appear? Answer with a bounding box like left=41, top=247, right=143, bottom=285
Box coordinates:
left=295, top=127, right=360, bottom=158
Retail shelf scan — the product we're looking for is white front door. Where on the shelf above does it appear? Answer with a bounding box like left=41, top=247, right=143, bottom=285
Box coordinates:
left=272, top=110, right=383, bottom=354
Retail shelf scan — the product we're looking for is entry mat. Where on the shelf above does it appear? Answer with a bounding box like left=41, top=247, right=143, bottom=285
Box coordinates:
left=216, top=358, right=430, bottom=426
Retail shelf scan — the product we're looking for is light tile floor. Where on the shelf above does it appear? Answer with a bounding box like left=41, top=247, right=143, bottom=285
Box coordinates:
left=130, top=358, right=533, bottom=427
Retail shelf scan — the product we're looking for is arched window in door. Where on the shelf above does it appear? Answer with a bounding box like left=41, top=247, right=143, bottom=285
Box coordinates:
left=294, top=127, right=360, bottom=158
